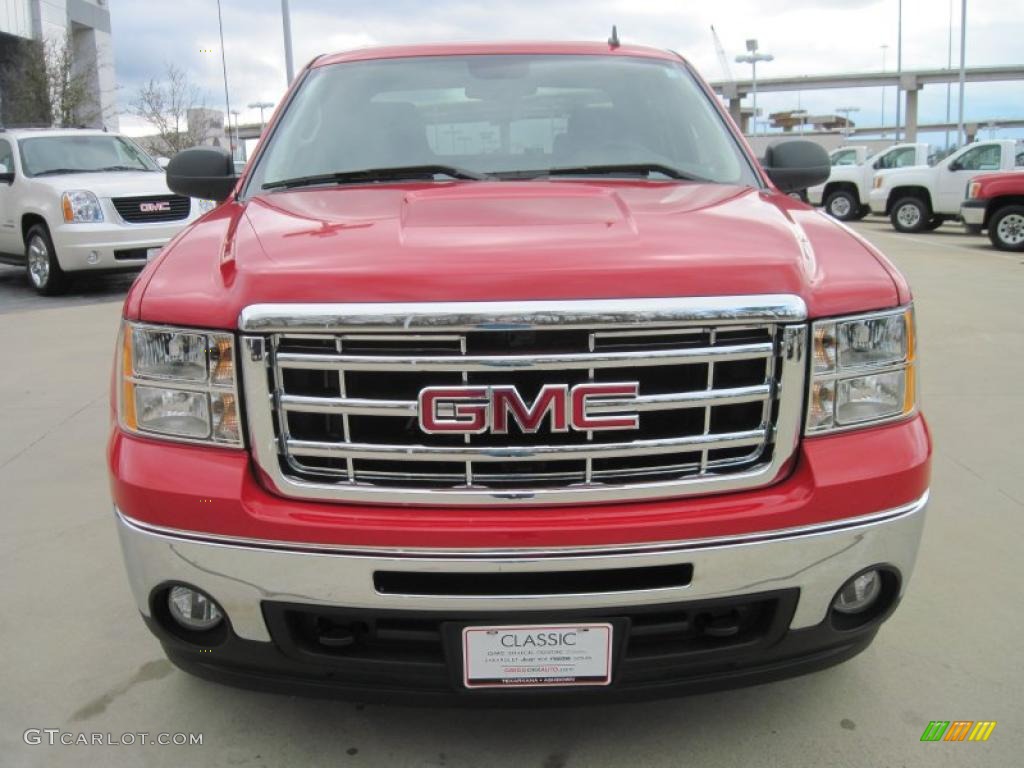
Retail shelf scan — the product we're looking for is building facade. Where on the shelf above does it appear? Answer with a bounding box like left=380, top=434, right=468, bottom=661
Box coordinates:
left=0, top=0, right=117, bottom=129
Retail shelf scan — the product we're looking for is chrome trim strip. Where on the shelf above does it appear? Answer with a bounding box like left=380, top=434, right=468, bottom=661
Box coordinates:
left=279, top=385, right=771, bottom=418
left=274, top=342, right=773, bottom=372
left=115, top=490, right=927, bottom=558
left=286, top=429, right=766, bottom=462
left=239, top=295, right=808, bottom=333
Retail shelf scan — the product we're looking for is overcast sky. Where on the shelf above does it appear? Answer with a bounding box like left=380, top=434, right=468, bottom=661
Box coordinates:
left=109, top=0, right=1024, bottom=143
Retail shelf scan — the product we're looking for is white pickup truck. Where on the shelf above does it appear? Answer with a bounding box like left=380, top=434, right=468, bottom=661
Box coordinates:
left=869, top=139, right=1024, bottom=233
left=808, top=143, right=929, bottom=221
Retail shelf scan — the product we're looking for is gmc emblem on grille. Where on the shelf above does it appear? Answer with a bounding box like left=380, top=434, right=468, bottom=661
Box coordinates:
left=418, top=383, right=640, bottom=435
left=139, top=201, right=171, bottom=213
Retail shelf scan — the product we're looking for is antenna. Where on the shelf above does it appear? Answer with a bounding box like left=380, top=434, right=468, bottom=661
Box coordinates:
left=608, top=25, right=620, bottom=48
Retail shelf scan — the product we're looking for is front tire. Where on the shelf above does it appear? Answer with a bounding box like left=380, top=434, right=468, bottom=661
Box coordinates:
left=890, top=197, right=930, bottom=233
left=824, top=189, right=859, bottom=221
left=25, top=224, right=66, bottom=295
left=988, top=205, right=1024, bottom=252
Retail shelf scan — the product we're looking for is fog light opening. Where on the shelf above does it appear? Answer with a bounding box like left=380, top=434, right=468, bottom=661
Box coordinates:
left=832, top=570, right=882, bottom=615
left=167, top=585, right=223, bottom=631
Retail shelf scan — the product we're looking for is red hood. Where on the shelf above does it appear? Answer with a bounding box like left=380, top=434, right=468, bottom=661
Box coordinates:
left=133, top=181, right=906, bottom=327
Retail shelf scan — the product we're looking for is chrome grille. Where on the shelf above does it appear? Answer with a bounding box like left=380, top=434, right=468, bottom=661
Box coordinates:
left=240, top=297, right=807, bottom=506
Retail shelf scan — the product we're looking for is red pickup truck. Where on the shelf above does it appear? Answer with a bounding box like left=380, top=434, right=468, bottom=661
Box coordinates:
left=109, top=42, right=930, bottom=703
left=961, top=171, right=1024, bottom=251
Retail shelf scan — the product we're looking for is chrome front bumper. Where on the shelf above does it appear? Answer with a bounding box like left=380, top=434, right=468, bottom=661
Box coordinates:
left=868, top=188, right=888, bottom=215
left=960, top=202, right=985, bottom=226
left=50, top=220, right=192, bottom=272
left=115, top=492, right=927, bottom=643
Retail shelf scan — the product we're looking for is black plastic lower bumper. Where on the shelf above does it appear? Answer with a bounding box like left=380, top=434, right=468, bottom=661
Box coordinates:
left=144, top=588, right=893, bottom=705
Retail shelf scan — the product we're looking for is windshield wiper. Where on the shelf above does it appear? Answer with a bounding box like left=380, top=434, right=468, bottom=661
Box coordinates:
left=96, top=165, right=150, bottom=172
left=262, top=165, right=491, bottom=190
left=497, top=163, right=710, bottom=182
left=33, top=168, right=98, bottom=176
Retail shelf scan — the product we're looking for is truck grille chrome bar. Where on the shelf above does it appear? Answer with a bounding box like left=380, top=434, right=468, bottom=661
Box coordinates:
left=240, top=297, right=807, bottom=506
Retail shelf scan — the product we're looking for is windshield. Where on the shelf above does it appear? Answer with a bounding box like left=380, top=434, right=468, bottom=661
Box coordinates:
left=19, top=135, right=160, bottom=177
left=247, top=54, right=756, bottom=191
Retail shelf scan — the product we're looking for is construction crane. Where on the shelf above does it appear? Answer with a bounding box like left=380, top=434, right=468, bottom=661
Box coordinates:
left=710, top=26, right=742, bottom=129
left=711, top=25, right=735, bottom=84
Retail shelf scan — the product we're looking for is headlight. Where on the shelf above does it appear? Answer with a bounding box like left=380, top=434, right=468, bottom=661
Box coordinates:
left=967, top=181, right=981, bottom=199
left=118, top=321, right=242, bottom=446
left=62, top=190, right=104, bottom=222
left=195, top=198, right=217, bottom=214
left=806, top=307, right=916, bottom=434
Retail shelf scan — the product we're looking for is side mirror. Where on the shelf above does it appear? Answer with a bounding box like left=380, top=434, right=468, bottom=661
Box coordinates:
left=166, top=147, right=237, bottom=201
left=0, top=162, right=13, bottom=184
left=762, top=140, right=830, bottom=193
left=948, top=160, right=961, bottom=172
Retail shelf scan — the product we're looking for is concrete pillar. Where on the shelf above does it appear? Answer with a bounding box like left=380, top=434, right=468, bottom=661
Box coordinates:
left=728, top=97, right=743, bottom=128
left=904, top=88, right=919, bottom=142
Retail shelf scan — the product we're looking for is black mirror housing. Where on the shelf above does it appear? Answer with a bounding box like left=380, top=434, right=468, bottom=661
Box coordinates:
left=0, top=171, right=14, bottom=185
left=763, top=140, right=831, bottom=193
left=166, top=147, right=238, bottom=201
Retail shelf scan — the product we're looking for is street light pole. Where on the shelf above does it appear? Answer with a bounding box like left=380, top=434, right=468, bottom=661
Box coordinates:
left=945, top=0, right=954, bottom=148
left=230, top=110, right=240, bottom=159
left=736, top=39, right=774, bottom=137
left=281, top=0, right=295, bottom=84
left=957, top=0, right=967, bottom=147
left=836, top=106, right=860, bottom=138
left=880, top=44, right=888, bottom=138
left=895, top=0, right=903, bottom=141
left=248, top=101, right=275, bottom=127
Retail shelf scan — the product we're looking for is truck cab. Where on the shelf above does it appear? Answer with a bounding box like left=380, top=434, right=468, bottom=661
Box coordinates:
left=808, top=143, right=928, bottom=221
left=870, top=139, right=1024, bottom=232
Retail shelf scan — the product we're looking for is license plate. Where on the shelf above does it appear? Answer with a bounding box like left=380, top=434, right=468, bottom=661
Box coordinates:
left=146, top=247, right=162, bottom=260
left=462, top=623, right=613, bottom=689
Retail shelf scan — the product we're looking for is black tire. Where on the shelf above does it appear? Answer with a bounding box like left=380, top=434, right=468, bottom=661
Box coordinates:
left=988, top=205, right=1024, bottom=252
left=890, top=197, right=930, bottom=233
left=964, top=224, right=983, bottom=235
left=25, top=223, right=67, bottom=295
left=853, top=205, right=871, bottom=220
left=824, top=189, right=859, bottom=221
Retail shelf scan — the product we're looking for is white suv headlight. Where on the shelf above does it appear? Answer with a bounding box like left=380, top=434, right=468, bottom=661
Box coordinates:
left=195, top=198, right=217, bottom=214
left=62, top=190, right=104, bottom=222
left=807, top=306, right=917, bottom=434
left=118, top=321, right=242, bottom=446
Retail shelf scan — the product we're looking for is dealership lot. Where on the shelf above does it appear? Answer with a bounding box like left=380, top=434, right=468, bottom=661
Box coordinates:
left=1, top=219, right=1021, bottom=767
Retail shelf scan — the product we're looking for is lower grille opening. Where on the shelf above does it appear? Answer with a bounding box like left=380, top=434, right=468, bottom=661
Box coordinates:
left=373, top=564, right=694, bottom=596
left=261, top=591, right=797, bottom=682
left=626, top=600, right=777, bottom=658
left=114, top=248, right=149, bottom=261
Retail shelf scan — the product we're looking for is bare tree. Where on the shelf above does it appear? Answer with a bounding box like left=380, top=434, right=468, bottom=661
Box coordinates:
left=130, top=63, right=217, bottom=155
left=1, top=34, right=98, bottom=127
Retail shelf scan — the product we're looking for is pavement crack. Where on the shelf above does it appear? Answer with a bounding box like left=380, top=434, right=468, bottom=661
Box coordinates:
left=0, top=392, right=105, bottom=472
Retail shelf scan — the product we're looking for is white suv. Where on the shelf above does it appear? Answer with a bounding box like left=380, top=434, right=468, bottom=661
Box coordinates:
left=0, top=128, right=215, bottom=294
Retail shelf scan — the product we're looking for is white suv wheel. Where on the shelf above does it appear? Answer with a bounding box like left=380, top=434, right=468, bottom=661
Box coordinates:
left=27, top=234, right=51, bottom=289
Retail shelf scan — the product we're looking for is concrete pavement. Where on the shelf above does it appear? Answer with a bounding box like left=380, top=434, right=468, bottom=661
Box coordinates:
left=1, top=219, right=1021, bottom=767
